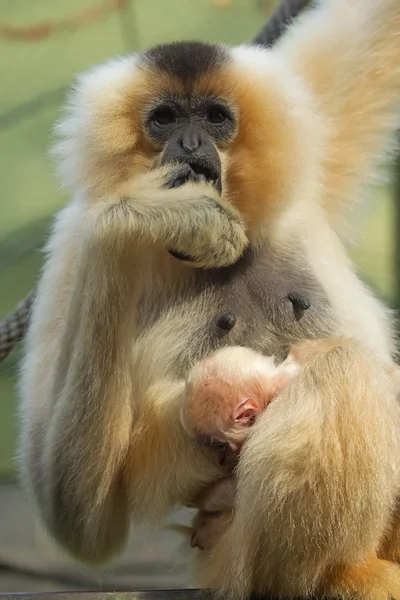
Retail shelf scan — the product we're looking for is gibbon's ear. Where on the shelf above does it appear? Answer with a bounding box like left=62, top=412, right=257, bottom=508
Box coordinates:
left=234, top=398, right=262, bottom=425
left=51, top=55, right=153, bottom=199
left=274, top=0, right=400, bottom=225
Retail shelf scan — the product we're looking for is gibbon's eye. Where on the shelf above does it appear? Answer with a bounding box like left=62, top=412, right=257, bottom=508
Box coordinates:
left=211, top=440, right=228, bottom=468
left=211, top=441, right=227, bottom=452
left=151, top=107, right=176, bottom=126
left=213, top=442, right=226, bottom=452
left=206, top=105, right=228, bottom=124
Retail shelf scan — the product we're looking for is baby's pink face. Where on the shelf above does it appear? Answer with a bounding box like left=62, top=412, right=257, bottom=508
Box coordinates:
left=182, top=346, right=287, bottom=467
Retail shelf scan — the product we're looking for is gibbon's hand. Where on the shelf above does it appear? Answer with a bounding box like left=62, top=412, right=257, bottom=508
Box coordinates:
left=161, top=163, right=248, bottom=269
left=88, top=163, right=248, bottom=271
left=164, top=163, right=219, bottom=190
left=190, top=510, right=232, bottom=552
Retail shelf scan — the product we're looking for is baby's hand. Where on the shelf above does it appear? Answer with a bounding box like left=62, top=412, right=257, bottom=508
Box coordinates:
left=195, top=475, right=237, bottom=513
left=191, top=510, right=232, bottom=551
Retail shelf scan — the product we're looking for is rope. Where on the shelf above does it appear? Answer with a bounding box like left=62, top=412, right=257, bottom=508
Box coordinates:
left=252, top=0, right=311, bottom=46
left=0, top=0, right=310, bottom=364
left=0, top=290, right=35, bottom=361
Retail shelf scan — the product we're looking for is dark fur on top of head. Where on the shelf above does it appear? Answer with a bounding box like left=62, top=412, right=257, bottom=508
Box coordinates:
left=142, top=41, right=230, bottom=84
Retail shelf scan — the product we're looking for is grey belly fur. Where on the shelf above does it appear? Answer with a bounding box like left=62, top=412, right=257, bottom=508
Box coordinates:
left=136, top=244, right=336, bottom=378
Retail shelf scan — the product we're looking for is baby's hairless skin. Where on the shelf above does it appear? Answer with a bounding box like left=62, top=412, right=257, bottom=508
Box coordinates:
left=181, top=344, right=302, bottom=464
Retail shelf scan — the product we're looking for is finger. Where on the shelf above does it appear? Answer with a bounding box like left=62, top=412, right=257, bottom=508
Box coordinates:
left=164, top=164, right=193, bottom=189
left=168, top=249, right=196, bottom=262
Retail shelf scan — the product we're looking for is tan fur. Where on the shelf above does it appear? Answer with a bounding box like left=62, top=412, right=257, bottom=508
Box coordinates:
left=17, top=0, right=400, bottom=598
left=320, top=557, right=400, bottom=600
left=196, top=338, right=400, bottom=599
left=276, top=0, right=400, bottom=228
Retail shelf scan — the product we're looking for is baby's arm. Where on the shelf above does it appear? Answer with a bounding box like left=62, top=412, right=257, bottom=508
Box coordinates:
left=190, top=476, right=237, bottom=551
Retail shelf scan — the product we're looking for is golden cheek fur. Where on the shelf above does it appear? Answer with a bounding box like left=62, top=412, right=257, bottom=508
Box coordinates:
left=53, top=66, right=168, bottom=200
left=225, top=73, right=310, bottom=229
left=161, top=62, right=314, bottom=234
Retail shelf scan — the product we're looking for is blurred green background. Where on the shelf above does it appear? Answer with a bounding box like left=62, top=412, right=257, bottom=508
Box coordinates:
left=0, top=0, right=398, bottom=479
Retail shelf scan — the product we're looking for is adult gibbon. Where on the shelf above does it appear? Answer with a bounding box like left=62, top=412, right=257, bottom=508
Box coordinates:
left=18, top=0, right=400, bottom=598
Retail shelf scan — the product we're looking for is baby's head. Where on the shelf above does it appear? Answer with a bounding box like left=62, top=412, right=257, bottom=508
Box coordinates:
left=181, top=346, right=292, bottom=463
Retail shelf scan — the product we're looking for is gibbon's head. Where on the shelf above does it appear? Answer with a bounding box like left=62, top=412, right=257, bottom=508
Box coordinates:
left=54, top=40, right=319, bottom=231
left=181, top=346, right=280, bottom=447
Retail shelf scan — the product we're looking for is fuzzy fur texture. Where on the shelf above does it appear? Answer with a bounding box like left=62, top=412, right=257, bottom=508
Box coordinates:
left=17, top=0, right=400, bottom=598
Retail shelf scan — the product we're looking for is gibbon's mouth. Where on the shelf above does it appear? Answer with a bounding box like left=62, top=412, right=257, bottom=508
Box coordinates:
left=163, top=158, right=222, bottom=195
left=188, top=161, right=222, bottom=194
left=190, top=163, right=218, bottom=185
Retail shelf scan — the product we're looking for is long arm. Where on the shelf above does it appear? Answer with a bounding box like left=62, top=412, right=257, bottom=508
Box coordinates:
left=275, top=0, right=400, bottom=225
left=35, top=227, right=135, bottom=561
left=19, top=198, right=136, bottom=562
left=18, top=169, right=243, bottom=562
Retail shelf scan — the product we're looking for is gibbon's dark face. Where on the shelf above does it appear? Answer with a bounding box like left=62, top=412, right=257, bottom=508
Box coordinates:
left=141, top=42, right=238, bottom=194
left=147, top=97, right=236, bottom=193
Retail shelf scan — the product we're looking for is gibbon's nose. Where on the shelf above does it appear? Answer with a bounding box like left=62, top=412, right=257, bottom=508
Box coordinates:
left=179, top=126, right=203, bottom=153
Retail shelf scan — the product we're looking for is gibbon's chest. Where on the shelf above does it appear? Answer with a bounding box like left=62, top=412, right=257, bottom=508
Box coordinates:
left=199, top=246, right=335, bottom=357
left=136, top=245, right=336, bottom=375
